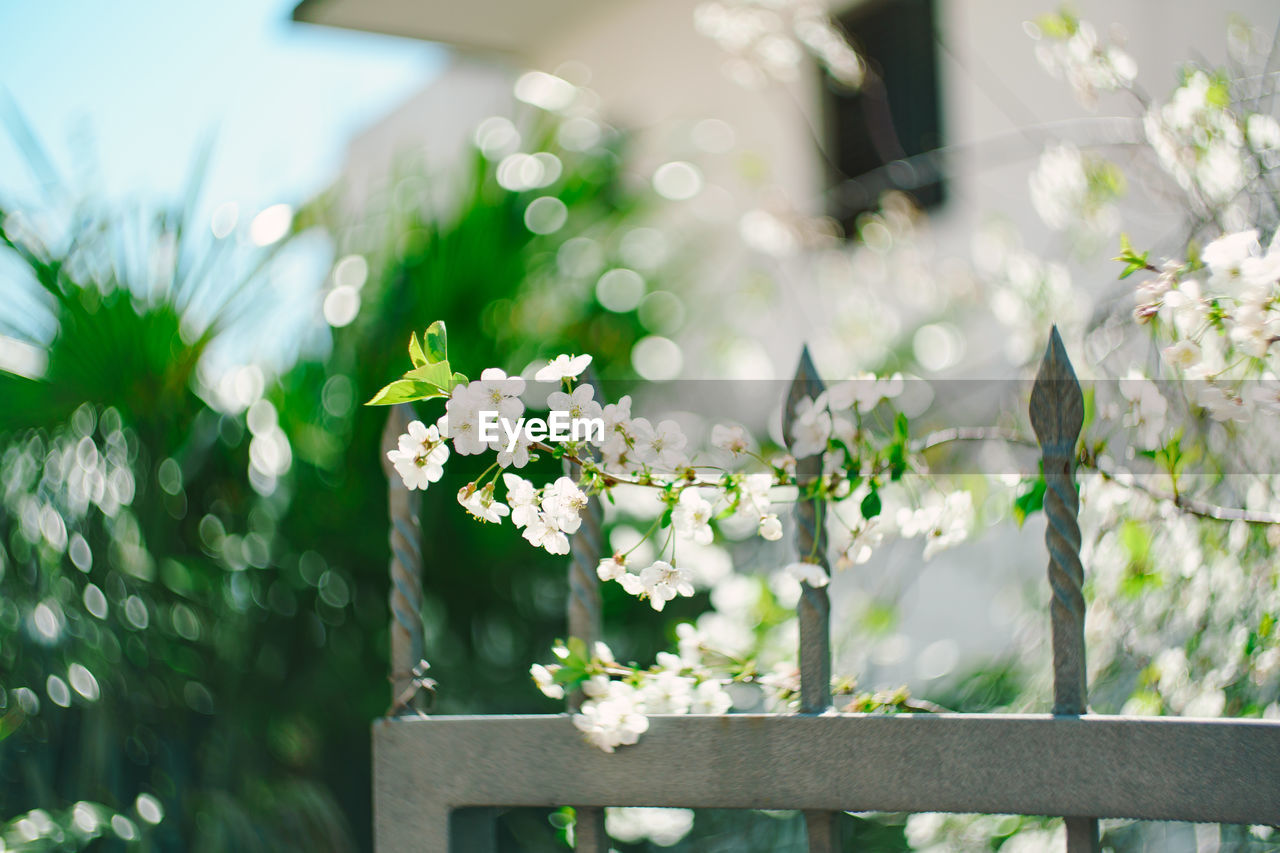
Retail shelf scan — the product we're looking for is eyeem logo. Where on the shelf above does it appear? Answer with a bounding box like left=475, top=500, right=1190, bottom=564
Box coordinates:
left=479, top=411, right=604, bottom=453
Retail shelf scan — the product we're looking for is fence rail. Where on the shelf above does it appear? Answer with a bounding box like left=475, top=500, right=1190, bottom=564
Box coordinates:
left=373, top=713, right=1280, bottom=851
left=373, top=327, right=1280, bottom=852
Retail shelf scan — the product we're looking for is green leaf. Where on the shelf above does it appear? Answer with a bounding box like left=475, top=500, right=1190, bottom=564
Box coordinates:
left=1035, top=11, right=1078, bottom=39
left=564, top=636, right=590, bottom=669
left=860, top=487, right=882, bottom=520
left=425, top=320, right=448, bottom=364
left=1206, top=80, right=1231, bottom=108
left=1013, top=477, right=1046, bottom=528
left=408, top=332, right=427, bottom=368
left=365, top=379, right=448, bottom=406
left=450, top=371, right=468, bottom=390
left=1118, top=255, right=1149, bottom=280
left=404, top=361, right=454, bottom=393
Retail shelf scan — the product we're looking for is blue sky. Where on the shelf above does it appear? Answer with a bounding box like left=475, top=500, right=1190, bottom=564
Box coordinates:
left=0, top=0, right=444, bottom=210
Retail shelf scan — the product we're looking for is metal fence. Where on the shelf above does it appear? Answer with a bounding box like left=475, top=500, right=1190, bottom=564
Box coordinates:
left=372, top=329, right=1280, bottom=852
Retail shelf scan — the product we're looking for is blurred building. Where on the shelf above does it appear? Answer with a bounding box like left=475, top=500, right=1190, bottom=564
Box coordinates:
left=294, top=0, right=1278, bottom=363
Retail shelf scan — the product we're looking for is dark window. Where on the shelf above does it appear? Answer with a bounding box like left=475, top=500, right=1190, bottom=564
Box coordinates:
left=825, top=0, right=945, bottom=235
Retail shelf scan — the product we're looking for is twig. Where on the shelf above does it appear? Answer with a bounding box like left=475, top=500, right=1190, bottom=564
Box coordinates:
left=1090, top=457, right=1280, bottom=525
left=916, top=425, right=1280, bottom=525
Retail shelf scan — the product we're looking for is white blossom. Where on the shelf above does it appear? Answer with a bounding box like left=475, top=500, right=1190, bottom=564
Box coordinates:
left=631, top=418, right=689, bottom=470
left=597, top=395, right=634, bottom=450
left=672, top=489, right=715, bottom=545
left=789, top=395, right=831, bottom=458
left=638, top=669, right=694, bottom=714
left=597, top=554, right=628, bottom=581
left=547, top=383, right=603, bottom=424
left=503, top=473, right=540, bottom=528
left=690, top=679, right=733, bottom=714
left=1246, top=113, right=1280, bottom=150
left=386, top=420, right=449, bottom=490
left=900, top=491, right=974, bottom=560
left=472, top=367, right=526, bottom=422
left=1028, top=143, right=1119, bottom=236
left=531, top=663, right=564, bottom=699
left=573, top=681, right=649, bottom=752
left=605, top=807, right=694, bottom=846
left=458, top=484, right=510, bottom=524
left=522, top=514, right=571, bottom=555
left=1032, top=16, right=1136, bottom=106
left=496, top=431, right=533, bottom=468
left=1197, top=384, right=1249, bottom=423
left=1162, top=339, right=1202, bottom=371
left=826, top=373, right=903, bottom=413
left=535, top=353, right=592, bottom=383
left=782, top=560, right=830, bottom=587
left=444, top=384, right=488, bottom=456
left=710, top=423, right=750, bottom=455
left=1203, top=229, right=1260, bottom=291
left=542, top=476, right=588, bottom=534
left=619, top=561, right=695, bottom=611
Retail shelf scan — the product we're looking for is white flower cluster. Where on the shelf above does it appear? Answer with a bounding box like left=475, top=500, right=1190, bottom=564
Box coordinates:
left=1143, top=70, right=1251, bottom=211
left=385, top=420, right=450, bottom=490
left=693, top=0, right=864, bottom=90
left=597, top=555, right=696, bottom=611
left=973, top=221, right=1079, bottom=365
left=1079, top=472, right=1280, bottom=725
left=1030, top=13, right=1136, bottom=107
left=604, top=807, right=695, bottom=847
left=1133, top=228, right=1280, bottom=422
left=788, top=374, right=905, bottom=459
left=505, top=474, right=587, bottom=555
left=898, top=490, right=975, bottom=561
left=444, top=367, right=530, bottom=462
left=533, top=643, right=734, bottom=753
left=1028, top=143, right=1122, bottom=238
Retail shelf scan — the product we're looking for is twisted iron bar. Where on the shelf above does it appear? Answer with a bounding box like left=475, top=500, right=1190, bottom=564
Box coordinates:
left=564, top=367, right=607, bottom=853
left=785, top=347, right=839, bottom=853
left=1042, top=455, right=1086, bottom=713
left=1029, top=327, right=1099, bottom=853
left=785, top=346, right=834, bottom=715
left=380, top=404, right=426, bottom=714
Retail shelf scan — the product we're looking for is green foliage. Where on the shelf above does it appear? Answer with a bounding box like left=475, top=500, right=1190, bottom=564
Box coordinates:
left=1034, top=9, right=1080, bottom=40
left=1113, top=233, right=1152, bottom=280
left=0, top=96, right=685, bottom=850
left=366, top=322, right=458, bottom=406
left=1012, top=474, right=1046, bottom=528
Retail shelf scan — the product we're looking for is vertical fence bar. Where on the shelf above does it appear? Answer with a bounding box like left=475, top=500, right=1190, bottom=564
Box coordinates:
left=1029, top=327, right=1100, bottom=853
left=382, top=405, right=499, bottom=852
left=565, top=368, right=608, bottom=853
left=784, top=346, right=840, bottom=853
left=380, top=404, right=426, bottom=711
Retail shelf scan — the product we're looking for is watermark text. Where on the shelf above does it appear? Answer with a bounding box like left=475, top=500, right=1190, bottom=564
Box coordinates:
left=478, top=411, right=604, bottom=452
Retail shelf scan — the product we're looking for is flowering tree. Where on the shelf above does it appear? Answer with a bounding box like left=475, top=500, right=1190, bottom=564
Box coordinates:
left=369, top=7, right=1280, bottom=850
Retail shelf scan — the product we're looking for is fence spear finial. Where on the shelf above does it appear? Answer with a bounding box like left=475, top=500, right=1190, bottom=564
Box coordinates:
left=1029, top=325, right=1087, bottom=716
left=785, top=345, right=839, bottom=852
left=784, top=344, right=832, bottom=715
left=1031, top=328, right=1099, bottom=853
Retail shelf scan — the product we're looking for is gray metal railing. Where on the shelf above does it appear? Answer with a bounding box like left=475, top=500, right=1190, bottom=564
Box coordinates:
left=372, top=329, right=1280, bottom=852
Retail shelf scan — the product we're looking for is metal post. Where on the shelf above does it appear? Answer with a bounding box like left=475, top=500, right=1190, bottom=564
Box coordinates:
left=380, top=403, right=426, bottom=712
left=565, top=367, right=608, bottom=853
left=1029, top=327, right=1099, bottom=853
left=785, top=346, right=840, bottom=853
left=381, top=404, right=498, bottom=852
